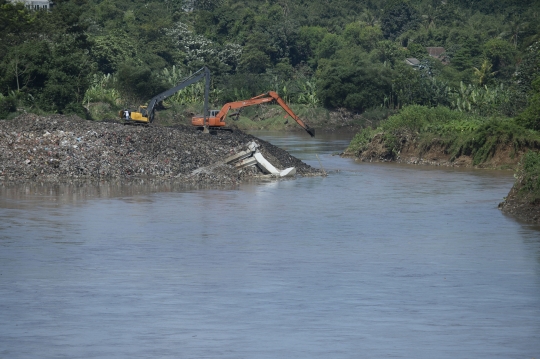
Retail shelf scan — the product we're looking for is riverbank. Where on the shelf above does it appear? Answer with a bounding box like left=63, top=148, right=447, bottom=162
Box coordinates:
left=498, top=151, right=540, bottom=224
left=342, top=106, right=540, bottom=169
left=499, top=184, right=540, bottom=224
left=342, top=130, right=526, bottom=169
left=344, top=129, right=540, bottom=223
left=342, top=105, right=540, bottom=223
left=0, top=114, right=321, bottom=184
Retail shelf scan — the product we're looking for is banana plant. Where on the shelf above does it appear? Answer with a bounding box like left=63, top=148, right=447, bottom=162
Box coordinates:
left=83, top=73, right=120, bottom=106
left=449, top=81, right=509, bottom=115
left=296, top=80, right=319, bottom=107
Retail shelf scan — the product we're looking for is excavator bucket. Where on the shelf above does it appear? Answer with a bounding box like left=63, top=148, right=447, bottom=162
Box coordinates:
left=306, top=127, right=315, bottom=137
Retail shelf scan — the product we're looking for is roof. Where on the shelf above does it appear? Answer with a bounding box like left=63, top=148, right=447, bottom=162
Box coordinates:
left=426, top=47, right=446, bottom=58
left=405, top=58, right=420, bottom=66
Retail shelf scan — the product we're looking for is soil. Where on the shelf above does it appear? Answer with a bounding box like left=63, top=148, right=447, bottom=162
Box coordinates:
left=344, top=131, right=524, bottom=169
left=498, top=178, right=540, bottom=225
left=0, top=114, right=321, bottom=185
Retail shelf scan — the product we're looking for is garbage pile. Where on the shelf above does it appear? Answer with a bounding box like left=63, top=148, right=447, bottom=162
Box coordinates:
left=0, top=114, right=320, bottom=184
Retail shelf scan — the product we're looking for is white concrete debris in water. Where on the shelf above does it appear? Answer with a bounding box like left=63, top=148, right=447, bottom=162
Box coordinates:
left=224, top=141, right=296, bottom=177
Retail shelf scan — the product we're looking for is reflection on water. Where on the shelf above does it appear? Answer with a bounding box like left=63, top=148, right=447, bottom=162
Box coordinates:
left=0, top=180, right=238, bottom=208
left=1, top=131, right=539, bottom=359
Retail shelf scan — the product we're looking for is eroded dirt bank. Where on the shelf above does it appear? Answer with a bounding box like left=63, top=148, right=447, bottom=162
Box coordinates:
left=0, top=114, right=320, bottom=184
left=343, top=131, right=524, bottom=169
left=498, top=183, right=540, bottom=224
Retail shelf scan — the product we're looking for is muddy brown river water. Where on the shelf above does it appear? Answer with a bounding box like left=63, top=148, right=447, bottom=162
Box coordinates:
left=1, top=131, right=539, bottom=358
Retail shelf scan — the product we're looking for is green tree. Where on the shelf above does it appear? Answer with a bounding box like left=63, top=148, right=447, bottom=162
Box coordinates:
left=37, top=36, right=95, bottom=113
left=90, top=32, right=137, bottom=74
left=372, top=40, right=406, bottom=66
left=0, top=1, right=37, bottom=44
left=317, top=54, right=393, bottom=111
left=238, top=48, right=271, bottom=74
left=342, top=23, right=384, bottom=53
left=407, top=42, right=427, bottom=59
left=449, top=37, right=483, bottom=73
left=115, top=61, right=168, bottom=105
left=380, top=0, right=421, bottom=41
left=297, top=26, right=327, bottom=66
left=0, top=40, right=49, bottom=96
left=482, top=38, right=516, bottom=78
left=343, top=22, right=363, bottom=46
left=238, top=32, right=275, bottom=73
left=516, top=76, right=540, bottom=131
left=317, top=33, right=343, bottom=60
left=358, top=26, right=383, bottom=52
left=505, top=14, right=528, bottom=48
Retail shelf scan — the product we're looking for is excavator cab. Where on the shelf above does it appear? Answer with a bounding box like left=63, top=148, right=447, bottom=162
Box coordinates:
left=121, top=66, right=210, bottom=125
left=127, top=106, right=150, bottom=123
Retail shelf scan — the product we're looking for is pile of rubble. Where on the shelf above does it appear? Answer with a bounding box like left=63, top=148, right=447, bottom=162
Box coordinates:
left=0, top=114, right=321, bottom=184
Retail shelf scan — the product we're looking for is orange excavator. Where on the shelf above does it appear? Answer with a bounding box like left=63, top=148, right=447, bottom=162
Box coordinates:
left=192, top=91, right=315, bottom=137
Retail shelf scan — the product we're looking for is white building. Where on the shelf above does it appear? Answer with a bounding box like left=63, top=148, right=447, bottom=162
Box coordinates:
left=10, top=0, right=53, bottom=10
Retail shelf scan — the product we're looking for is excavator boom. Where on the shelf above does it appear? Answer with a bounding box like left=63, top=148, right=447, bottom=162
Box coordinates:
left=192, top=91, right=315, bottom=137
left=122, top=66, right=210, bottom=125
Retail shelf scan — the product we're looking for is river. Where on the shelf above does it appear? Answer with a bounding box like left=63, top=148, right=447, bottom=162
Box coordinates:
left=1, top=131, right=539, bottom=359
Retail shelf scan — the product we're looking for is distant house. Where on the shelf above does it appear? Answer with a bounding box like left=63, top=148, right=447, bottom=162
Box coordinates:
left=426, top=47, right=449, bottom=64
left=405, top=58, right=420, bottom=67
left=10, top=0, right=53, bottom=10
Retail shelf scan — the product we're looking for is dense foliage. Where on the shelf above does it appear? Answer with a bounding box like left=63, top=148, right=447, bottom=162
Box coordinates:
left=347, top=105, right=540, bottom=165
left=518, top=150, right=540, bottom=203
left=0, top=0, right=539, bottom=125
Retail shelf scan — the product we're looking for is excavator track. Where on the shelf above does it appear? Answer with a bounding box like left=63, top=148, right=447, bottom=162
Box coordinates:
left=196, top=126, right=234, bottom=133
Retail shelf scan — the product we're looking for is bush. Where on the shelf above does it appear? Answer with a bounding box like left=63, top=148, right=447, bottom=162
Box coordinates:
left=450, top=118, right=540, bottom=165
left=115, top=62, right=168, bottom=105
left=517, top=150, right=540, bottom=203
left=348, top=105, right=540, bottom=166
left=515, top=77, right=540, bottom=131
left=317, top=56, right=393, bottom=111
left=0, top=94, right=17, bottom=119
left=346, top=127, right=378, bottom=154
left=362, top=107, right=395, bottom=126
left=63, top=102, right=88, bottom=119
left=381, top=105, right=471, bottom=133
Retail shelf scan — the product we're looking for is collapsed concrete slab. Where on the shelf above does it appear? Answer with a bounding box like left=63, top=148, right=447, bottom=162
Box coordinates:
left=224, top=141, right=296, bottom=177
left=253, top=152, right=296, bottom=177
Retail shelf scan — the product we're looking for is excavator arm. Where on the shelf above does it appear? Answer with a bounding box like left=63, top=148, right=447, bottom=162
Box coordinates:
left=123, top=66, right=210, bottom=124
left=192, top=91, right=315, bottom=137
left=266, top=91, right=315, bottom=137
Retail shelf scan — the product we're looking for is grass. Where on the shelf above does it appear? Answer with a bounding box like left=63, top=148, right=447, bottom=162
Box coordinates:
left=517, top=151, right=540, bottom=204
left=346, top=105, right=540, bottom=166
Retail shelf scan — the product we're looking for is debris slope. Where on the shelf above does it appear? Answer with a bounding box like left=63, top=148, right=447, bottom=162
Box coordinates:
left=0, top=114, right=320, bottom=184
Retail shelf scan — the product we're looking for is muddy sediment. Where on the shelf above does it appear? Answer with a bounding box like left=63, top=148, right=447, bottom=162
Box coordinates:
left=0, top=114, right=320, bottom=184
left=498, top=174, right=540, bottom=224
left=498, top=185, right=540, bottom=224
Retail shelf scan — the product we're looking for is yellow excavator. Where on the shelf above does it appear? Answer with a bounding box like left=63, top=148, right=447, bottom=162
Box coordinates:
left=120, top=66, right=210, bottom=125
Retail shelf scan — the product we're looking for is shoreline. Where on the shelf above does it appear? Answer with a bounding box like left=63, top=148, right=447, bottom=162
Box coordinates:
left=343, top=132, right=540, bottom=224
left=0, top=114, right=322, bottom=185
